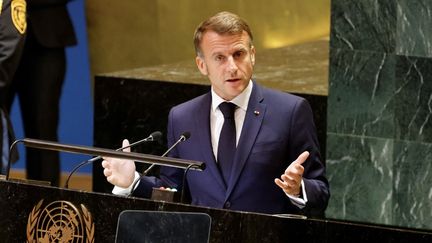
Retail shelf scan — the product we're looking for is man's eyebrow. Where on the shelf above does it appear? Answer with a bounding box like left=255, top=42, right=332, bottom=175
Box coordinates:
left=235, top=47, right=247, bottom=53
left=233, top=45, right=248, bottom=52
left=211, top=46, right=248, bottom=57
left=211, top=51, right=223, bottom=57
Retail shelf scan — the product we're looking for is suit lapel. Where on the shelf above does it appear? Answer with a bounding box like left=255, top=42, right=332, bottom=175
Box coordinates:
left=226, top=82, right=266, bottom=198
left=194, top=93, right=227, bottom=190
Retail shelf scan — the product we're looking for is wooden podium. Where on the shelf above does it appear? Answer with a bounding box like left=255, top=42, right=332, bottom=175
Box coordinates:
left=1, top=179, right=432, bottom=242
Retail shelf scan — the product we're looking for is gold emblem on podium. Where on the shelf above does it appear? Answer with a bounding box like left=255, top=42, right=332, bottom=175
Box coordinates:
left=11, top=0, right=26, bottom=34
left=26, top=200, right=95, bottom=243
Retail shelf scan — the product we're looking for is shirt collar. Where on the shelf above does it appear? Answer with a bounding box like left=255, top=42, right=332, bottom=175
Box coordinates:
left=211, top=80, right=253, bottom=112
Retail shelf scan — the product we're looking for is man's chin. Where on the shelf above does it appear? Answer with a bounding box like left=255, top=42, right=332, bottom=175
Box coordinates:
left=225, top=88, right=246, bottom=99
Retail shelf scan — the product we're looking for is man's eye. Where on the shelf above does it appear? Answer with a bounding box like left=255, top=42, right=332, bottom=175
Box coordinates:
left=215, top=56, right=225, bottom=61
left=234, top=51, right=244, bottom=58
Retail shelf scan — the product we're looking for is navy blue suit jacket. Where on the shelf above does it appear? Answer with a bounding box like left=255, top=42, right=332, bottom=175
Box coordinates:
left=135, top=82, right=329, bottom=215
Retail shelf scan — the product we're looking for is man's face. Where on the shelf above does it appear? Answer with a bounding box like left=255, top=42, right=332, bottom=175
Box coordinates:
left=195, top=30, right=255, bottom=101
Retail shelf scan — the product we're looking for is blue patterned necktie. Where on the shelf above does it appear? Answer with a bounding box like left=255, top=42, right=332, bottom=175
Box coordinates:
left=217, top=102, right=237, bottom=185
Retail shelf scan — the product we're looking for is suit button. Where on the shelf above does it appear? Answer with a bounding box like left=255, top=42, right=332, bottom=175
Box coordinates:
left=224, top=201, right=231, bottom=208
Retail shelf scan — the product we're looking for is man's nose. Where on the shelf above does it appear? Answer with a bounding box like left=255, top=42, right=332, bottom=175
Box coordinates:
left=227, top=56, right=238, bottom=72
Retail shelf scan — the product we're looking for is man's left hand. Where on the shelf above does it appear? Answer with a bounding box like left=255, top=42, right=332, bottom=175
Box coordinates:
left=274, top=151, right=309, bottom=196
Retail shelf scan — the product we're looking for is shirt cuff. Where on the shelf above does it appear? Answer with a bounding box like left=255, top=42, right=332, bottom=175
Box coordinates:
left=112, top=171, right=141, bottom=196
left=286, top=179, right=308, bottom=209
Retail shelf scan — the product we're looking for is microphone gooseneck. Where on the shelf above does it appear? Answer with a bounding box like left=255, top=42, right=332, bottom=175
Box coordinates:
left=129, top=131, right=191, bottom=196
left=6, top=139, right=24, bottom=180
left=64, top=131, right=163, bottom=188
left=143, top=132, right=191, bottom=175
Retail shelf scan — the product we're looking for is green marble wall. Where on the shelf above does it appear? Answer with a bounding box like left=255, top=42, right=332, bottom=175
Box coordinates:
left=327, top=0, right=432, bottom=230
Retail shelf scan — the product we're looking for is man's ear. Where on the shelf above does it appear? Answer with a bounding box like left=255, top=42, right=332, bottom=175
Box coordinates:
left=195, top=56, right=208, bottom=76
left=250, top=45, right=256, bottom=66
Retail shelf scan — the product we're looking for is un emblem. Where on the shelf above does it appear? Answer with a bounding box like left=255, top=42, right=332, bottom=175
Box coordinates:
left=26, top=200, right=95, bottom=243
left=11, top=0, right=26, bottom=34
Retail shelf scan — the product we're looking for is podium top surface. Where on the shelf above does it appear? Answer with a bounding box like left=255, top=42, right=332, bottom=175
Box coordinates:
left=97, top=40, right=329, bottom=96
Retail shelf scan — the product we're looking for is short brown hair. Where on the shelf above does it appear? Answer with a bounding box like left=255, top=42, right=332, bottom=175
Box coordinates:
left=193, top=11, right=253, bottom=57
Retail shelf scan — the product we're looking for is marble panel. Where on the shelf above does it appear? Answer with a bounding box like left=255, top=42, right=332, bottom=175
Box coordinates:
left=392, top=140, right=432, bottom=230
left=394, top=56, right=432, bottom=143
left=330, top=0, right=396, bottom=53
left=327, top=48, right=396, bottom=138
left=396, top=0, right=432, bottom=58
left=326, top=134, right=393, bottom=225
left=328, top=0, right=432, bottom=232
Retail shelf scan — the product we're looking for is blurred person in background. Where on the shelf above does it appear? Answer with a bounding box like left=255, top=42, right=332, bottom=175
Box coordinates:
left=7, top=0, right=76, bottom=186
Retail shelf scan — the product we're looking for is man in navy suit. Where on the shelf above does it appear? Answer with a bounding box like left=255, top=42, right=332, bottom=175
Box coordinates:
left=102, top=11, right=329, bottom=216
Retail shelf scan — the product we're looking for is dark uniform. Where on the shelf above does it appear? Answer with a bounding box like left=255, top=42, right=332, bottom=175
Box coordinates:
left=6, top=0, right=76, bottom=186
left=0, top=0, right=26, bottom=173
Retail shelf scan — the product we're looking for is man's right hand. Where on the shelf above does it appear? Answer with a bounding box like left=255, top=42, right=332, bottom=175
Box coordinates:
left=101, top=139, right=136, bottom=188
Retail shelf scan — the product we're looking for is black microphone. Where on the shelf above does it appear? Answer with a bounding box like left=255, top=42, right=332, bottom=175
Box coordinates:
left=129, top=131, right=191, bottom=196
left=64, top=131, right=163, bottom=188
left=142, top=131, right=190, bottom=175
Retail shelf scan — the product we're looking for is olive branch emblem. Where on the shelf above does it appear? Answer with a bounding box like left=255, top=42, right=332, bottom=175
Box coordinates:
left=26, top=199, right=43, bottom=243
left=81, top=204, right=95, bottom=243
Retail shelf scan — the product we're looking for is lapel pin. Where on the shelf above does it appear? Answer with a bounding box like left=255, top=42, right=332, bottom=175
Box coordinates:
left=254, top=110, right=260, bottom=116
